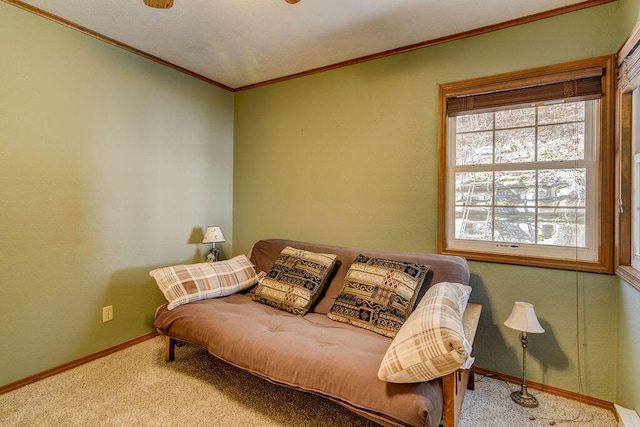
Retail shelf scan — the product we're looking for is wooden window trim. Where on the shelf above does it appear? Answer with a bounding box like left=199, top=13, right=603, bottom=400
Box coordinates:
left=438, top=56, right=616, bottom=273
left=616, top=22, right=640, bottom=291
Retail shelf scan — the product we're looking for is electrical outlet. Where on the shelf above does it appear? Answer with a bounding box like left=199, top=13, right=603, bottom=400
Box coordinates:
left=102, top=305, right=113, bottom=323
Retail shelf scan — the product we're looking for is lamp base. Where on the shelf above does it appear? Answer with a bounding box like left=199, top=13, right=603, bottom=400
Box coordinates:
left=511, top=390, right=539, bottom=408
left=206, top=247, right=220, bottom=262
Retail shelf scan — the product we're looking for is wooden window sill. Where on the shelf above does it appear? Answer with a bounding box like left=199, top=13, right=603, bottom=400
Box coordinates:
left=616, top=265, right=640, bottom=291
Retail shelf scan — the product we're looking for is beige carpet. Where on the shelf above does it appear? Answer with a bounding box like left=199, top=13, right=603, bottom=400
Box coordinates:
left=0, top=336, right=616, bottom=426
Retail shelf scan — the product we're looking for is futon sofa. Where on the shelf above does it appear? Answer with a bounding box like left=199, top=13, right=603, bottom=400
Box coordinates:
left=153, top=239, right=481, bottom=427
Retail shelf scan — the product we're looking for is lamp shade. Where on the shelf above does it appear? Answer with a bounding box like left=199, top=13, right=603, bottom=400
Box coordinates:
left=202, top=226, right=225, bottom=244
left=504, top=302, right=545, bottom=333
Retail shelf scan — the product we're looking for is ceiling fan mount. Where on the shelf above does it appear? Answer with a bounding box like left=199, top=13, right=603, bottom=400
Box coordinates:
left=143, top=0, right=173, bottom=8
left=143, top=0, right=299, bottom=9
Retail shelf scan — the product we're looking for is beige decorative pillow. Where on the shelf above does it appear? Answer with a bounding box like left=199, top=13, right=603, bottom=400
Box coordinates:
left=327, top=254, right=429, bottom=338
left=150, top=255, right=258, bottom=310
left=378, top=282, right=472, bottom=383
left=253, top=246, right=337, bottom=315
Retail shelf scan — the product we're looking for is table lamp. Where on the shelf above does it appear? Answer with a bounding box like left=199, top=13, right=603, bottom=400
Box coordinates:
left=504, top=301, right=545, bottom=408
left=202, top=226, right=225, bottom=262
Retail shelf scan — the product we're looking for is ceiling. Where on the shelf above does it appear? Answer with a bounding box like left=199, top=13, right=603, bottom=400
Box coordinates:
left=7, top=0, right=608, bottom=91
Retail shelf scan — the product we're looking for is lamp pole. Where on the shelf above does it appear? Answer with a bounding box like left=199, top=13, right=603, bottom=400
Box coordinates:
left=511, top=331, right=539, bottom=407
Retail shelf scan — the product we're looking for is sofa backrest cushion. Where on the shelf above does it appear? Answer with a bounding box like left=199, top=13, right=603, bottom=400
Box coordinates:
left=249, top=239, right=470, bottom=315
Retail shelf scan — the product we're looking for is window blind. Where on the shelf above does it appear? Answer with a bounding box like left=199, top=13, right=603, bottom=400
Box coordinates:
left=619, top=43, right=640, bottom=93
left=447, top=68, right=604, bottom=116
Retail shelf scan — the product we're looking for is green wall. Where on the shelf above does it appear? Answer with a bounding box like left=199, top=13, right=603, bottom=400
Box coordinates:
left=3, top=0, right=640, bottom=414
left=620, top=0, right=640, bottom=41
left=617, top=280, right=640, bottom=412
left=234, top=4, right=621, bottom=401
left=0, top=3, right=234, bottom=386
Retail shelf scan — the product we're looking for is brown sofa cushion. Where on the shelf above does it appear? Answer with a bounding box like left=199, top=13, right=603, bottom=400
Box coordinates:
left=326, top=254, right=429, bottom=337
left=154, top=295, right=443, bottom=427
left=252, top=246, right=337, bottom=315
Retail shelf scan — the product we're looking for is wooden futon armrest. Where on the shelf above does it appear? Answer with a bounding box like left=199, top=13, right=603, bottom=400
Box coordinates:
left=442, top=302, right=482, bottom=427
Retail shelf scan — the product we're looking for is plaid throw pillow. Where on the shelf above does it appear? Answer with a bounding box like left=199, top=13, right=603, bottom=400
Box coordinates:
left=378, top=281, right=472, bottom=383
left=327, top=254, right=429, bottom=338
left=150, top=255, right=259, bottom=310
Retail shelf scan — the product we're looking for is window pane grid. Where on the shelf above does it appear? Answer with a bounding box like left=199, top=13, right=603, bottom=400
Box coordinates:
left=454, top=169, right=587, bottom=247
left=451, top=101, right=589, bottom=249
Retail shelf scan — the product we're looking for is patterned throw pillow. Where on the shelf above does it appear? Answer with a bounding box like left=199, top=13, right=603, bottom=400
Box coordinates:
left=327, top=254, right=429, bottom=338
left=150, top=255, right=259, bottom=310
left=253, top=246, right=337, bottom=316
left=377, top=282, right=472, bottom=383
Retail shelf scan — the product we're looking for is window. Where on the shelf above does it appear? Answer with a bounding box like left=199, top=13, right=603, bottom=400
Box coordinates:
left=633, top=147, right=640, bottom=271
left=449, top=101, right=597, bottom=259
left=616, top=24, right=640, bottom=289
left=438, top=57, right=614, bottom=273
left=632, top=88, right=640, bottom=272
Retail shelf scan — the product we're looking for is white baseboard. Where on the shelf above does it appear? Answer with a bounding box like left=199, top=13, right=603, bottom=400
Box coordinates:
left=615, top=404, right=640, bottom=427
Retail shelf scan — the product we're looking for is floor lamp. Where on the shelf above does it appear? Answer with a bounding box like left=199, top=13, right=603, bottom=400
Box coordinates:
left=504, top=301, right=545, bottom=408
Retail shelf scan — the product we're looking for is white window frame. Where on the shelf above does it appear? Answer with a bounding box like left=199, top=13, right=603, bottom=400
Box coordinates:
left=633, top=153, right=640, bottom=270
left=445, top=101, right=600, bottom=262
left=631, top=88, right=640, bottom=271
